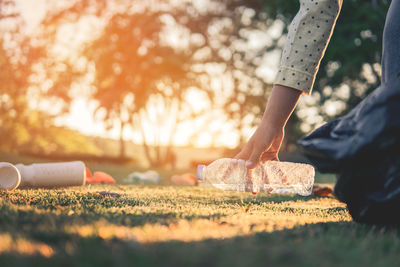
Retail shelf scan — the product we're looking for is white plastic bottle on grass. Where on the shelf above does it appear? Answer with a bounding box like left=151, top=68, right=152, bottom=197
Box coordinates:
left=197, top=158, right=315, bottom=196
left=0, top=162, right=21, bottom=190
left=0, top=161, right=86, bottom=190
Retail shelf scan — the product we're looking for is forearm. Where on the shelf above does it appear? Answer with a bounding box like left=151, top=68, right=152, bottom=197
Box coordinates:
left=275, top=0, right=342, bottom=94
left=261, top=85, right=302, bottom=130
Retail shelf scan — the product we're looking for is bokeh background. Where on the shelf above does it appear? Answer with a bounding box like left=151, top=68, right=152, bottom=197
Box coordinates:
left=0, top=0, right=390, bottom=180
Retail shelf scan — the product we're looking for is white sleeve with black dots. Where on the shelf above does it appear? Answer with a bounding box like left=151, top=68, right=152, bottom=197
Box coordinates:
left=274, top=0, right=342, bottom=94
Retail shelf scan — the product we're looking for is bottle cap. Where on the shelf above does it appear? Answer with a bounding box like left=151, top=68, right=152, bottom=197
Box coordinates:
left=0, top=162, right=21, bottom=190
left=196, top=165, right=205, bottom=181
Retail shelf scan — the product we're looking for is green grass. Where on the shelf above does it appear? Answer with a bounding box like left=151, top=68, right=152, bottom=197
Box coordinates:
left=0, top=152, right=394, bottom=266
left=1, top=185, right=400, bottom=267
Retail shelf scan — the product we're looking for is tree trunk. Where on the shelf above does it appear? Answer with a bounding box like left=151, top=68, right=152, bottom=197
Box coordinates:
left=119, top=121, right=126, bottom=158
left=135, top=112, right=155, bottom=167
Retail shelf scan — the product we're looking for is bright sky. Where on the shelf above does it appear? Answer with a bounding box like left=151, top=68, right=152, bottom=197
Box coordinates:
left=14, top=0, right=282, bottom=148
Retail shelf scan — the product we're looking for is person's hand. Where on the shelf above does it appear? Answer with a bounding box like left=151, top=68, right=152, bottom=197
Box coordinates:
left=234, top=84, right=302, bottom=169
left=235, top=122, right=284, bottom=168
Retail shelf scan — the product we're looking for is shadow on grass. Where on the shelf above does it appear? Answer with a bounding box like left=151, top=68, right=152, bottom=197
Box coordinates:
left=1, top=188, right=344, bottom=239
left=1, top=189, right=324, bottom=225
left=0, top=202, right=229, bottom=232
left=174, top=192, right=325, bottom=206
left=2, top=221, right=400, bottom=267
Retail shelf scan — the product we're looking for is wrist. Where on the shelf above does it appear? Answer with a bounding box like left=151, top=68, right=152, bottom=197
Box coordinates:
left=261, top=107, right=287, bottom=130
left=261, top=84, right=302, bottom=129
left=259, top=116, right=284, bottom=134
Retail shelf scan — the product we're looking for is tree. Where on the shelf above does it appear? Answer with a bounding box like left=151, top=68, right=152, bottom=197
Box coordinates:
left=86, top=11, right=192, bottom=161
left=41, top=1, right=201, bottom=164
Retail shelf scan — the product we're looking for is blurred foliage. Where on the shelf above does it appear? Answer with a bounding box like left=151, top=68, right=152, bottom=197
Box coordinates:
left=21, top=125, right=101, bottom=156
left=84, top=8, right=193, bottom=164
left=176, top=1, right=275, bottom=146
left=42, top=1, right=203, bottom=165
left=41, top=0, right=277, bottom=164
left=0, top=0, right=101, bottom=156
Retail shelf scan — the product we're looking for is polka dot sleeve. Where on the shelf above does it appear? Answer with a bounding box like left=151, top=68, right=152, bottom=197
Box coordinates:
left=274, top=0, right=342, bottom=94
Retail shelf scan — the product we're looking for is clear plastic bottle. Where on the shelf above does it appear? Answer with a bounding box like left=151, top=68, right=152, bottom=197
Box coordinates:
left=197, top=158, right=315, bottom=196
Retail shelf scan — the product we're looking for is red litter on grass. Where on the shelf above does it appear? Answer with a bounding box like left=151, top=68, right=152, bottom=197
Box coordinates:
left=85, top=167, right=116, bottom=184
left=171, top=173, right=197, bottom=186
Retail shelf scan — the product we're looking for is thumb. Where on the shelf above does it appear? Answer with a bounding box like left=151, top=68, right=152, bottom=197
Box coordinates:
left=246, top=145, right=266, bottom=169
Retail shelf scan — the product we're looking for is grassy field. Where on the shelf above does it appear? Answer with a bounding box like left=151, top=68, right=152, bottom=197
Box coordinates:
left=1, top=184, right=400, bottom=267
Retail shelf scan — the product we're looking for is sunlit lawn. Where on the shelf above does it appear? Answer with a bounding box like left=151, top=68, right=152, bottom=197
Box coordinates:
left=1, top=184, right=400, bottom=267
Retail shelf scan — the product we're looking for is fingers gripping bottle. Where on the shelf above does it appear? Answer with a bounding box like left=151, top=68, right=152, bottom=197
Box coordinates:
left=197, top=158, right=315, bottom=196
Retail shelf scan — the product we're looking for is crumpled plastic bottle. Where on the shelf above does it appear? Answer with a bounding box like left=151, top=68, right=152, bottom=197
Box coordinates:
left=197, top=158, right=314, bottom=196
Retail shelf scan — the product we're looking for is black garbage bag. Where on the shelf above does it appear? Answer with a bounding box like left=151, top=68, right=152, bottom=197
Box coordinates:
left=298, top=77, right=400, bottom=224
